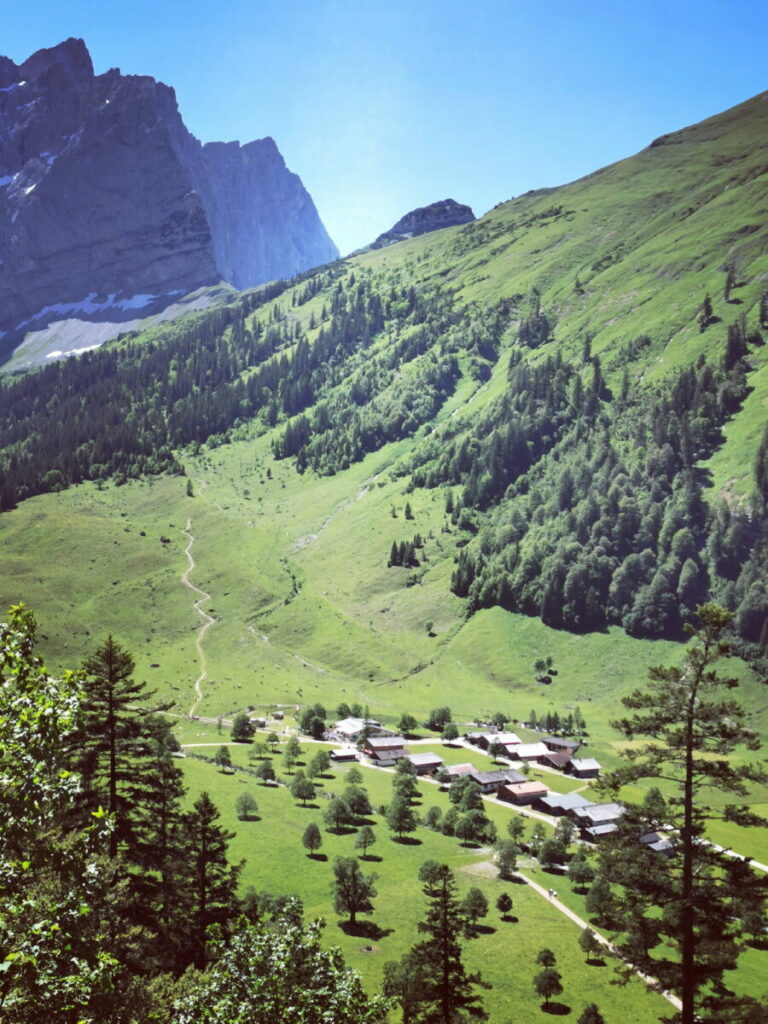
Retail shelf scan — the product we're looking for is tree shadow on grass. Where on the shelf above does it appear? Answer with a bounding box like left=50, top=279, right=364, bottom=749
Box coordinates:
left=542, top=1003, right=571, bottom=1016
left=327, top=825, right=357, bottom=836
left=307, top=853, right=328, bottom=862
left=359, top=854, right=383, bottom=863
left=473, top=924, right=496, bottom=936
left=500, top=914, right=519, bottom=923
left=391, top=835, right=422, bottom=845
left=338, top=920, right=393, bottom=940
left=296, top=802, right=320, bottom=810
left=586, top=957, right=607, bottom=967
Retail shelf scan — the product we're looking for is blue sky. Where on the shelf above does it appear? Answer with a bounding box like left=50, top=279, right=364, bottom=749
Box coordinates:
left=3, top=0, right=767, bottom=254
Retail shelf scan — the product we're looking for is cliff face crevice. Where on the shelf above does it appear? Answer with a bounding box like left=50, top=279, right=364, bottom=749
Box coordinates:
left=0, top=38, right=338, bottom=344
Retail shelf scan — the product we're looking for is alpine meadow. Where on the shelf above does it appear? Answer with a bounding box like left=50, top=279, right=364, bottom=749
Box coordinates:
left=0, top=45, right=767, bottom=1024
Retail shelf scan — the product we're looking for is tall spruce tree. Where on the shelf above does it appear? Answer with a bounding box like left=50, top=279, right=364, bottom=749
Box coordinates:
left=71, top=636, right=168, bottom=859
left=130, top=715, right=188, bottom=970
left=398, top=863, right=489, bottom=1023
left=599, top=604, right=767, bottom=1024
left=177, top=791, right=242, bottom=968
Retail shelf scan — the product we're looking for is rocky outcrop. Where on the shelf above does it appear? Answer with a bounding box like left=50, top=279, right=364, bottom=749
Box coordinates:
left=371, top=198, right=475, bottom=248
left=0, top=39, right=338, bottom=364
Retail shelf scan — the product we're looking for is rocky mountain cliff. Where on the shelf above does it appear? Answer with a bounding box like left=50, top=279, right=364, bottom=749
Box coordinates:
left=371, top=198, right=474, bottom=248
left=0, top=38, right=338, bottom=365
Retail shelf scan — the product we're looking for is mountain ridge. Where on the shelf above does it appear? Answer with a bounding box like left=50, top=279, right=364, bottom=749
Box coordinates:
left=0, top=38, right=338, bottom=367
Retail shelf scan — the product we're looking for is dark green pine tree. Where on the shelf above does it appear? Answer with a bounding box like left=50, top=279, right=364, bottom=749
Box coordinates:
left=410, top=864, right=489, bottom=1022
left=724, top=264, right=736, bottom=302
left=129, top=715, right=188, bottom=970
left=754, top=422, right=768, bottom=510
left=177, top=791, right=242, bottom=968
left=697, top=293, right=713, bottom=332
left=70, top=636, right=168, bottom=859
left=599, top=605, right=767, bottom=1024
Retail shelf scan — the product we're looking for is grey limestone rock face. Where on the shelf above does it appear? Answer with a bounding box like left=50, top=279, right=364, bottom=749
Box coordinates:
left=0, top=38, right=338, bottom=355
left=372, top=198, right=475, bottom=249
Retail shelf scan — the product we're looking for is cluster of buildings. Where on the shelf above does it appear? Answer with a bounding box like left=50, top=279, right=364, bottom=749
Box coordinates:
left=465, top=730, right=601, bottom=780
left=326, top=719, right=628, bottom=842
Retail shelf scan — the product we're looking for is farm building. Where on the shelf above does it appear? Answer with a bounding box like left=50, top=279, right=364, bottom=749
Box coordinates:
left=473, top=731, right=522, bottom=750
left=405, top=752, right=444, bottom=775
left=574, top=802, right=625, bottom=840
left=442, top=763, right=476, bottom=780
left=542, top=736, right=582, bottom=754
left=467, top=769, right=521, bottom=793
left=506, top=741, right=549, bottom=762
left=567, top=757, right=601, bottom=779
left=362, top=735, right=409, bottom=766
left=535, top=791, right=593, bottom=816
left=498, top=780, right=549, bottom=805
left=331, top=716, right=383, bottom=742
left=539, top=751, right=573, bottom=771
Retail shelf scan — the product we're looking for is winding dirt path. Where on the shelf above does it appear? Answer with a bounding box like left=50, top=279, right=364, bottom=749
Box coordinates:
left=181, top=519, right=215, bottom=718
left=519, top=872, right=683, bottom=1012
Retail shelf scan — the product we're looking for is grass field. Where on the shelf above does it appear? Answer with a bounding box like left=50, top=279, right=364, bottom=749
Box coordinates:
left=177, top=738, right=766, bottom=1020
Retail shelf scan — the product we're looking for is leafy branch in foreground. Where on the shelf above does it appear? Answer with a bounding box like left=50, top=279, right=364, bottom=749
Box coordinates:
left=172, top=897, right=388, bottom=1024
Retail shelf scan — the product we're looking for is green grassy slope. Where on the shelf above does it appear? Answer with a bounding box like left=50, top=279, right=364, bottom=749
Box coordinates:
left=352, top=91, right=768, bottom=497
left=0, top=92, right=765, bottom=846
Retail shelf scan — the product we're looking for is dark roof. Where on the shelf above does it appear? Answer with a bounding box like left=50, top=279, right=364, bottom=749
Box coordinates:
left=542, top=736, right=581, bottom=749
left=541, top=751, right=573, bottom=768
left=371, top=747, right=409, bottom=760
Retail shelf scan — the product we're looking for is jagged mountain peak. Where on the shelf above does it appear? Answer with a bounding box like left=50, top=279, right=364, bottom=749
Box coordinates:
left=11, top=36, right=93, bottom=83
left=0, top=39, right=338, bottom=368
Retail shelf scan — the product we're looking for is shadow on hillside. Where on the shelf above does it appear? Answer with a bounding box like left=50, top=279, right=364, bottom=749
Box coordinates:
left=338, top=920, right=393, bottom=940
left=586, top=957, right=607, bottom=967
left=307, top=853, right=328, bottom=862
left=542, top=1002, right=571, bottom=1016
left=391, top=835, right=422, bottom=845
